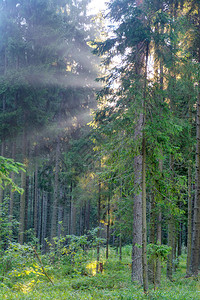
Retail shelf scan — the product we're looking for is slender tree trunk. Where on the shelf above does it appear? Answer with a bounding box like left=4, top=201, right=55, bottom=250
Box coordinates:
left=141, top=43, right=149, bottom=293
left=132, top=2, right=148, bottom=288
left=18, top=129, right=27, bottom=245
left=34, top=162, right=38, bottom=237
left=57, top=205, right=63, bottom=238
left=46, top=190, right=51, bottom=249
left=42, top=192, right=47, bottom=252
left=148, top=194, right=156, bottom=283
left=24, top=175, right=29, bottom=242
left=96, top=177, right=101, bottom=273
left=156, top=40, right=164, bottom=283
left=0, top=96, right=6, bottom=216
left=156, top=154, right=163, bottom=286
left=190, top=48, right=200, bottom=276
left=38, top=190, right=42, bottom=244
left=142, top=124, right=148, bottom=293
left=167, top=155, right=175, bottom=280
left=71, top=193, right=76, bottom=235
left=50, top=138, right=60, bottom=244
left=167, top=216, right=174, bottom=280
left=106, top=187, right=110, bottom=260
left=119, top=181, right=122, bottom=261
left=132, top=116, right=143, bottom=284
left=178, top=222, right=182, bottom=257
left=173, top=225, right=177, bottom=272
left=69, top=183, right=72, bottom=235
left=9, top=140, right=16, bottom=238
left=186, top=161, right=192, bottom=275
left=63, top=191, right=68, bottom=237
left=86, top=199, right=90, bottom=232
left=156, top=210, right=162, bottom=285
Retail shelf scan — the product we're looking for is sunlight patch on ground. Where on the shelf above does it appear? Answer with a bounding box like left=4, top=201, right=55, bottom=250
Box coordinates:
left=86, top=261, right=97, bottom=276
left=13, top=280, right=37, bottom=294
left=86, top=261, right=105, bottom=276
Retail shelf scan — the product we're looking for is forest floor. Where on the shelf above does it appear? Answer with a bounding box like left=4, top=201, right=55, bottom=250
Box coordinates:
left=0, top=246, right=199, bottom=300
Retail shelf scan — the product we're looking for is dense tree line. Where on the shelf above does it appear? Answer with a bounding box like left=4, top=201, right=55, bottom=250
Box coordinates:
left=0, top=0, right=200, bottom=293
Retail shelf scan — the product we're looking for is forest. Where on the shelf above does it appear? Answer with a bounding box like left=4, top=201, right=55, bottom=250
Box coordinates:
left=0, top=0, right=200, bottom=299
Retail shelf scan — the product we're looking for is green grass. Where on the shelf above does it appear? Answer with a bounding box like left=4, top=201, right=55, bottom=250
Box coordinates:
left=0, top=246, right=199, bottom=300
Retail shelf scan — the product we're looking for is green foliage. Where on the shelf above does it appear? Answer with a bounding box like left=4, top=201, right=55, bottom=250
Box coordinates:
left=45, top=230, right=106, bottom=277
left=147, top=243, right=172, bottom=262
left=0, top=242, right=48, bottom=289
left=0, top=247, right=199, bottom=299
left=0, top=198, right=19, bottom=249
left=0, top=156, right=24, bottom=193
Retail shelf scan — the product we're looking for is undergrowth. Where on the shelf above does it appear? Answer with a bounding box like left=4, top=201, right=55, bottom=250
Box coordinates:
left=0, top=244, right=199, bottom=299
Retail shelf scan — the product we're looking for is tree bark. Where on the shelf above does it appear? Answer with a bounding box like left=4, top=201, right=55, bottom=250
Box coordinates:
left=18, top=129, right=27, bottom=245
left=0, top=96, right=6, bottom=216
left=9, top=140, right=16, bottom=238
left=50, top=138, right=60, bottom=244
left=186, top=162, right=192, bottom=275
left=156, top=154, right=163, bottom=286
left=106, top=186, right=110, bottom=260
left=190, top=82, right=200, bottom=275
left=141, top=42, right=149, bottom=293
left=167, top=155, right=174, bottom=280
left=148, top=194, right=156, bottom=283
left=96, top=178, right=101, bottom=273
left=34, top=162, right=38, bottom=237
left=132, top=114, right=143, bottom=284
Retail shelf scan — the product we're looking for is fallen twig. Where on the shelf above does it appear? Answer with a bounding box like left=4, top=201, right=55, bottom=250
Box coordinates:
left=32, top=247, right=54, bottom=286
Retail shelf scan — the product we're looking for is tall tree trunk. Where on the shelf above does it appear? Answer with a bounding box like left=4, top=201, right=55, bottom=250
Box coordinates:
left=38, top=190, right=42, bottom=244
left=9, top=140, right=16, bottom=238
left=34, top=162, right=38, bottom=237
left=148, top=194, right=156, bottom=283
left=63, top=191, right=69, bottom=237
left=106, top=186, right=110, bottom=260
left=190, top=16, right=200, bottom=274
left=132, top=116, right=143, bottom=284
left=142, top=44, right=148, bottom=292
left=0, top=96, right=6, bottom=216
left=57, top=205, right=63, bottom=238
left=167, top=155, right=174, bottom=280
left=41, top=192, right=47, bottom=252
left=96, top=177, right=101, bottom=273
left=71, top=192, right=76, bottom=235
left=18, top=129, right=27, bottom=245
left=86, top=199, right=90, bottom=232
left=24, top=175, right=29, bottom=242
left=177, top=221, right=182, bottom=257
left=186, top=160, right=192, bottom=275
left=69, top=183, right=72, bottom=235
left=119, top=230, right=122, bottom=261
left=156, top=153, right=163, bottom=286
left=50, top=139, right=60, bottom=244
left=132, top=1, right=148, bottom=288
